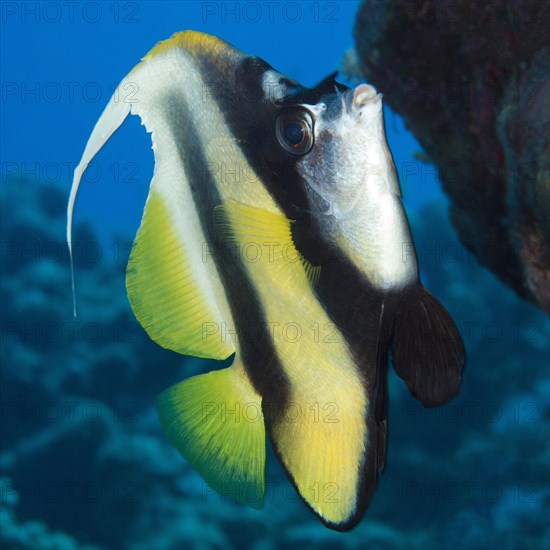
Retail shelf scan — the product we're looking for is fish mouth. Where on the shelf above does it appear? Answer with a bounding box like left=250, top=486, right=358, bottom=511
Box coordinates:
left=353, top=84, right=382, bottom=106
left=344, top=84, right=382, bottom=114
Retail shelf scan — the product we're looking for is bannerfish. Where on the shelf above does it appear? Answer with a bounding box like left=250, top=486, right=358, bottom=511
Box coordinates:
left=67, top=31, right=465, bottom=531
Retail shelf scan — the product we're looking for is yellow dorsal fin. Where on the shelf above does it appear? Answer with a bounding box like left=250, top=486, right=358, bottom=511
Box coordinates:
left=214, top=202, right=320, bottom=290
left=126, top=191, right=234, bottom=360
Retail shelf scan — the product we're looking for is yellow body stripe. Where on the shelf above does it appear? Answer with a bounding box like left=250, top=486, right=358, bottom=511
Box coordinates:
left=219, top=202, right=368, bottom=525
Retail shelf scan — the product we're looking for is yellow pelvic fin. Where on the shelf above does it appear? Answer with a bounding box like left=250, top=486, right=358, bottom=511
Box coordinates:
left=156, top=364, right=266, bottom=508
left=126, top=191, right=234, bottom=360
left=214, top=202, right=320, bottom=289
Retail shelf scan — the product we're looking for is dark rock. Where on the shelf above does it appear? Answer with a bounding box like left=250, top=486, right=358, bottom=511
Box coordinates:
left=354, top=0, right=550, bottom=312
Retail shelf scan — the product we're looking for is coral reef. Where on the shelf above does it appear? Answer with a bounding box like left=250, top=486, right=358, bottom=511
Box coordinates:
left=353, top=0, right=550, bottom=312
left=1, top=181, right=548, bottom=548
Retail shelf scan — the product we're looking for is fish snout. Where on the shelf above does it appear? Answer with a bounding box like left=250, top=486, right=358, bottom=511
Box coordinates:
left=350, top=84, right=382, bottom=117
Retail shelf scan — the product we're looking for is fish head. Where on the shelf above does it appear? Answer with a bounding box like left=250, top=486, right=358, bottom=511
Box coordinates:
left=260, top=74, right=415, bottom=285
left=268, top=79, right=400, bottom=221
left=157, top=42, right=398, bottom=226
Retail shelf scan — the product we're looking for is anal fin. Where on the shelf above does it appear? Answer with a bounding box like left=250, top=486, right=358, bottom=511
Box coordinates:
left=265, top=382, right=369, bottom=531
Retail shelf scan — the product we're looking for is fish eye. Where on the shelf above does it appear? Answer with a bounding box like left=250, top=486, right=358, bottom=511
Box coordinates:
left=276, top=110, right=314, bottom=155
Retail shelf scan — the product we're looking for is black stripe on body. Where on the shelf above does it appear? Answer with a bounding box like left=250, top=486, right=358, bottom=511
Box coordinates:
left=197, top=54, right=315, bottom=218
left=163, top=91, right=290, bottom=415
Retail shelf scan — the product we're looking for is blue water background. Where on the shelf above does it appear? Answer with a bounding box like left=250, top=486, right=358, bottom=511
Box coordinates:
left=1, top=0, right=427, bottom=246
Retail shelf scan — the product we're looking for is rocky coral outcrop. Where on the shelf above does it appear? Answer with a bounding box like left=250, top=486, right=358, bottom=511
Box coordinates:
left=354, top=0, right=550, bottom=312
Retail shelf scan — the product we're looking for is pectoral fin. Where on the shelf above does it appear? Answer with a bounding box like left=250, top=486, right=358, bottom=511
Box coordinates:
left=214, top=202, right=321, bottom=289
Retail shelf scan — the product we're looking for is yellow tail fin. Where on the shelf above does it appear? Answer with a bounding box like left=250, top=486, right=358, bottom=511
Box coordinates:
left=156, top=365, right=266, bottom=508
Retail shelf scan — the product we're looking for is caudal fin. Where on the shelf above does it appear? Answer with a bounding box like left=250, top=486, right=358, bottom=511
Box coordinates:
left=391, top=286, right=465, bottom=407
left=156, top=365, right=266, bottom=508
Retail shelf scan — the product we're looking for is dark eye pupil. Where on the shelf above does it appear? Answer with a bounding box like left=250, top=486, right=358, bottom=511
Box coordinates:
left=283, top=122, right=304, bottom=145
left=275, top=110, right=314, bottom=155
